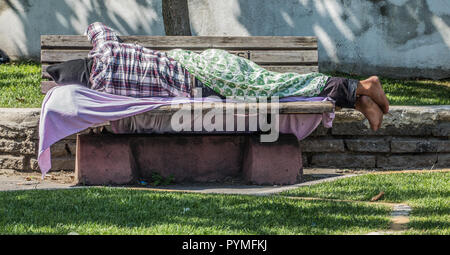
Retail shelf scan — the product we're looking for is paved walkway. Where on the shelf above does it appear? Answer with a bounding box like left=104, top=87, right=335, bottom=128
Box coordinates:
left=0, top=168, right=361, bottom=194
left=0, top=169, right=71, bottom=191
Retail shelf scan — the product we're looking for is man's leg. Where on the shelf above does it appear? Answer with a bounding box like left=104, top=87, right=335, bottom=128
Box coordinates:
left=356, top=76, right=389, bottom=114
left=355, top=95, right=383, bottom=131
left=319, top=76, right=386, bottom=131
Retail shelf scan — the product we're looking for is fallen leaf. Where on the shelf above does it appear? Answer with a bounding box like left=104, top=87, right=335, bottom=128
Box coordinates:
left=370, top=191, right=385, bottom=202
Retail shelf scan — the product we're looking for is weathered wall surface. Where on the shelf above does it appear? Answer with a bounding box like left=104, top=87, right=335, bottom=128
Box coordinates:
left=0, top=106, right=449, bottom=173
left=301, top=106, right=450, bottom=169
left=0, top=108, right=77, bottom=172
left=0, top=0, right=449, bottom=78
left=0, top=109, right=40, bottom=171
left=187, top=0, right=450, bottom=79
left=0, top=0, right=164, bottom=60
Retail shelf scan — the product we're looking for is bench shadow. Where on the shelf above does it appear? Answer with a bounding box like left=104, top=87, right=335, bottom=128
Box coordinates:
left=0, top=188, right=391, bottom=234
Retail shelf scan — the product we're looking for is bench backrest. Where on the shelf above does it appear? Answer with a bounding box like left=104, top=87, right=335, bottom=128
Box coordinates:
left=40, top=35, right=333, bottom=114
left=40, top=35, right=319, bottom=93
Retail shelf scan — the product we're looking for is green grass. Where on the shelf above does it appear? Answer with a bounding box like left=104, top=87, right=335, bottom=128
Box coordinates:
left=281, top=171, right=450, bottom=235
left=0, top=62, right=449, bottom=108
left=0, top=61, right=44, bottom=108
left=328, top=72, right=450, bottom=106
left=0, top=188, right=390, bottom=235
left=0, top=172, right=447, bottom=235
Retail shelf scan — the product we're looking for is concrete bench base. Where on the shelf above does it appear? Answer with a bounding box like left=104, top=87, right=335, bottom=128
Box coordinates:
left=75, top=134, right=302, bottom=185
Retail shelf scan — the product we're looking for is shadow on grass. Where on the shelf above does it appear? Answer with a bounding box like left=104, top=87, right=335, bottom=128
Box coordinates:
left=282, top=172, right=450, bottom=234
left=282, top=172, right=450, bottom=201
left=0, top=188, right=391, bottom=235
left=407, top=217, right=450, bottom=234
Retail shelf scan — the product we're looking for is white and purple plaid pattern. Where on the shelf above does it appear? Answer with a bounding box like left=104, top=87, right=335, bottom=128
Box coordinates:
left=85, top=22, right=191, bottom=97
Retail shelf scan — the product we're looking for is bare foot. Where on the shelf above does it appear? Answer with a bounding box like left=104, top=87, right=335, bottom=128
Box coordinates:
left=356, top=76, right=389, bottom=114
left=355, top=95, right=383, bottom=131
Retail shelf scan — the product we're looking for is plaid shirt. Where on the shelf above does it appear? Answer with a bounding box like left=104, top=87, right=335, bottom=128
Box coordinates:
left=85, top=22, right=191, bottom=97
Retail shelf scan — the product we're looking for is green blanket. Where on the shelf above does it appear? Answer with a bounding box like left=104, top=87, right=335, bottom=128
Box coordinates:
left=167, top=49, right=329, bottom=98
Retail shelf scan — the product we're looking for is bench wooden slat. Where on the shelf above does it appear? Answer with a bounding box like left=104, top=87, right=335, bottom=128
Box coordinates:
left=263, top=65, right=318, bottom=73
left=41, top=35, right=317, bottom=50
left=250, top=50, right=317, bottom=65
left=42, top=65, right=51, bottom=79
left=41, top=50, right=88, bottom=63
left=41, top=81, right=58, bottom=94
left=152, top=101, right=334, bottom=114
left=41, top=49, right=318, bottom=64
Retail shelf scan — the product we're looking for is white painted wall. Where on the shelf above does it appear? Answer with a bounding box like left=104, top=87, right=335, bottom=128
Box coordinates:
left=188, top=0, right=450, bottom=79
left=0, top=0, right=449, bottom=79
left=0, top=0, right=164, bottom=59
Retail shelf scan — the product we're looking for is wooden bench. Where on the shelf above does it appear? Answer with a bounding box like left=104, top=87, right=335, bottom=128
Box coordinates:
left=41, top=35, right=334, bottom=185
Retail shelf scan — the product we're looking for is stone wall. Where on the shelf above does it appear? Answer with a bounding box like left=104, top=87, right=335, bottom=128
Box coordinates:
left=301, top=106, right=450, bottom=169
left=0, top=106, right=449, bottom=173
left=0, top=108, right=76, bottom=172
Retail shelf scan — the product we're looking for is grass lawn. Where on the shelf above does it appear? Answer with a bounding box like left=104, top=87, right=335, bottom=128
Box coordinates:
left=0, top=188, right=391, bottom=235
left=327, top=72, right=450, bottom=106
left=0, top=61, right=44, bottom=108
left=281, top=171, right=450, bottom=235
left=0, top=62, right=449, bottom=108
left=1, top=171, right=448, bottom=235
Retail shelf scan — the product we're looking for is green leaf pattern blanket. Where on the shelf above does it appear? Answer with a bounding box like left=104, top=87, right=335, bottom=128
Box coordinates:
left=167, top=49, right=329, bottom=98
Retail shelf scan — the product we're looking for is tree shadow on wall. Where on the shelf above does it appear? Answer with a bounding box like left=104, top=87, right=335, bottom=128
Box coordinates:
left=4, top=0, right=164, bottom=61
left=235, top=0, right=450, bottom=78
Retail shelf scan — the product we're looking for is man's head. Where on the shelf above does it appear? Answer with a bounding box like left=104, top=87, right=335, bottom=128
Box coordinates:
left=46, top=58, right=93, bottom=87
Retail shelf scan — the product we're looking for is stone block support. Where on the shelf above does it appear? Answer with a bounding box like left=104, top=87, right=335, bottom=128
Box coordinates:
left=243, top=135, right=302, bottom=185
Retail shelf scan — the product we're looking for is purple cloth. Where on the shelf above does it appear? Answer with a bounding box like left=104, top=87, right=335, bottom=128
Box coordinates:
left=38, top=85, right=335, bottom=177
left=278, top=96, right=335, bottom=139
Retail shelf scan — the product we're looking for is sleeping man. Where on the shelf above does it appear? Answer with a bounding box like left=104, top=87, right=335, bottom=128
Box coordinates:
left=46, top=22, right=390, bottom=131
